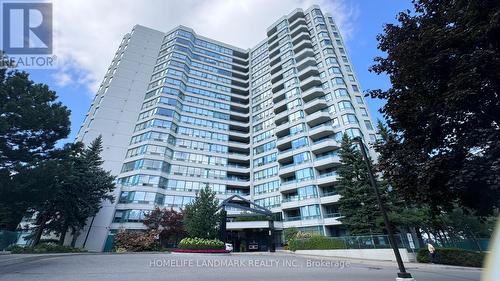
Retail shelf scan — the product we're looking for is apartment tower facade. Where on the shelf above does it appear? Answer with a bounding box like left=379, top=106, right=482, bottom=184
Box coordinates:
left=73, top=5, right=378, bottom=252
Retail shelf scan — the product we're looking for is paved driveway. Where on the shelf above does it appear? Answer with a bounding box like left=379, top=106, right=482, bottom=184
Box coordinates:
left=0, top=252, right=481, bottom=281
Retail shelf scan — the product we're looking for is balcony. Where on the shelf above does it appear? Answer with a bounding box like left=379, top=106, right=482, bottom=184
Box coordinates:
left=316, top=172, right=339, bottom=186
left=297, top=65, right=319, bottom=81
left=323, top=213, right=342, bottom=225
left=304, top=97, right=328, bottom=114
left=294, top=48, right=315, bottom=65
left=281, top=196, right=319, bottom=210
left=314, top=154, right=341, bottom=170
left=320, top=193, right=341, bottom=204
left=289, top=17, right=306, bottom=34
left=279, top=161, right=311, bottom=177
left=301, top=87, right=324, bottom=103
left=277, top=145, right=308, bottom=161
left=279, top=177, right=315, bottom=192
left=291, top=31, right=310, bottom=46
left=306, top=110, right=330, bottom=127
left=296, top=57, right=316, bottom=72
left=282, top=215, right=323, bottom=228
left=293, top=38, right=312, bottom=54
left=308, top=123, right=335, bottom=139
left=311, top=138, right=341, bottom=154
left=299, top=76, right=322, bottom=94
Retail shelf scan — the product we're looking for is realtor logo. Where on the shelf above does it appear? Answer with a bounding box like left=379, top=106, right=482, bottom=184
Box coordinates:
left=2, top=1, right=52, bottom=54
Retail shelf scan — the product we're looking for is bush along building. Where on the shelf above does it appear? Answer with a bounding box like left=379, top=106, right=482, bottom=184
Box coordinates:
left=72, top=5, right=379, bottom=252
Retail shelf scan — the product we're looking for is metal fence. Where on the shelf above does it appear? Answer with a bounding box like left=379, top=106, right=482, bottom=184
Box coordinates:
left=334, top=234, right=412, bottom=250
left=324, top=234, right=489, bottom=252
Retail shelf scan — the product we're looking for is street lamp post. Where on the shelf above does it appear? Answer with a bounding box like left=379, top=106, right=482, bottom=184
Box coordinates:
left=352, top=137, right=414, bottom=281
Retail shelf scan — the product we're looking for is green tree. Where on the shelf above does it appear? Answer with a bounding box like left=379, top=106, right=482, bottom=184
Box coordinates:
left=337, top=135, right=384, bottom=235
left=369, top=0, right=500, bottom=216
left=0, top=68, right=70, bottom=230
left=30, top=136, right=115, bottom=246
left=183, top=185, right=220, bottom=239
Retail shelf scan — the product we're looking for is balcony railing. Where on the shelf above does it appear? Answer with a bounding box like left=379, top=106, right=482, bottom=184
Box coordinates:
left=285, top=215, right=321, bottom=221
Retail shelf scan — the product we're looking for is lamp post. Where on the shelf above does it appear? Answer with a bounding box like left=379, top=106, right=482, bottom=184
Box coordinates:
left=352, top=137, right=414, bottom=281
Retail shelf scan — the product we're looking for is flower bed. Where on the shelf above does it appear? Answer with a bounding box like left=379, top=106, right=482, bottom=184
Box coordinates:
left=173, top=249, right=229, bottom=253
left=178, top=237, right=225, bottom=250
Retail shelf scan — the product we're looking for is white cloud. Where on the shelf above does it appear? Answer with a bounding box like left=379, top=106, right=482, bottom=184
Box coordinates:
left=52, top=0, right=359, bottom=95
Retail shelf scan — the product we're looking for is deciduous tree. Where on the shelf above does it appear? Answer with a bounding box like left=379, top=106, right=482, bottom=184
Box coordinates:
left=369, top=0, right=500, bottom=216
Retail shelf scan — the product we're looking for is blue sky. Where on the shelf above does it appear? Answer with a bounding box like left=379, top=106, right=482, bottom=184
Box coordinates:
left=23, top=0, right=413, bottom=145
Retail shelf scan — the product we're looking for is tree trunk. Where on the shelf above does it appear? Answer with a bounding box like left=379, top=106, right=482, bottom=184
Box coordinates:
left=59, top=224, right=68, bottom=245
left=415, top=227, right=424, bottom=248
left=70, top=229, right=80, bottom=248
left=31, top=215, right=47, bottom=246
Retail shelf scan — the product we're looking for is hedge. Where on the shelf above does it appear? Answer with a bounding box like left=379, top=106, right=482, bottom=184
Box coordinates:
left=417, top=248, right=485, bottom=267
left=178, top=237, right=225, bottom=250
left=7, top=243, right=85, bottom=254
left=288, top=235, right=346, bottom=251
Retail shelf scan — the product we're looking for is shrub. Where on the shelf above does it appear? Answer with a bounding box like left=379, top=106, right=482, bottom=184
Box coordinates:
left=284, top=228, right=299, bottom=244
left=295, top=231, right=313, bottom=239
left=288, top=235, right=346, bottom=251
left=178, top=237, right=224, bottom=250
left=113, top=230, right=158, bottom=252
left=417, top=248, right=485, bottom=267
left=7, top=243, right=85, bottom=254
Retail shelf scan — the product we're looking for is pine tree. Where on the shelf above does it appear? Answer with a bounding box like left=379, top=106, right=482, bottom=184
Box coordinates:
left=337, top=134, right=384, bottom=235
left=183, top=185, right=221, bottom=239
left=31, top=136, right=115, bottom=245
left=0, top=67, right=70, bottom=230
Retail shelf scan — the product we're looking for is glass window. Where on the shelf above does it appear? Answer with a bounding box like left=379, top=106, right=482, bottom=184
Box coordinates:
left=334, top=88, right=349, bottom=99
left=296, top=168, right=314, bottom=181
left=291, top=137, right=308, bottom=149
left=355, top=96, right=364, bottom=104
left=364, top=120, right=373, bottom=130
left=342, top=114, right=358, bottom=125
left=338, top=101, right=354, bottom=111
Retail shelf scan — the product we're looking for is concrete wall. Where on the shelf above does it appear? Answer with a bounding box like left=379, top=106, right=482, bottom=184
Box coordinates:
left=71, top=25, right=165, bottom=252
left=294, top=249, right=416, bottom=262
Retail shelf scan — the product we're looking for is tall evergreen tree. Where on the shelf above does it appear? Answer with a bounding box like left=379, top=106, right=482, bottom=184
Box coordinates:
left=183, top=185, right=221, bottom=239
left=369, top=0, right=500, bottom=216
left=30, top=136, right=115, bottom=245
left=337, top=135, right=384, bottom=235
left=0, top=66, right=70, bottom=230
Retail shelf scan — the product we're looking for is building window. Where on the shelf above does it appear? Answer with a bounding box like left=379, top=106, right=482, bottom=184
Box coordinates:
left=355, top=96, right=364, bottom=104
left=364, top=120, right=374, bottom=130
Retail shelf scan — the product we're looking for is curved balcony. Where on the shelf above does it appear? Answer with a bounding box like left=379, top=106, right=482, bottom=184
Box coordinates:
left=301, top=87, right=324, bottom=103
left=310, top=138, right=341, bottom=154
left=294, top=48, right=315, bottom=65
left=314, top=154, right=341, bottom=170
left=293, top=38, right=313, bottom=54
left=289, top=17, right=306, bottom=34
left=296, top=57, right=316, bottom=73
left=281, top=196, right=319, bottom=210
left=308, top=123, right=335, bottom=139
left=306, top=110, right=331, bottom=127
left=316, top=172, right=339, bottom=187
left=304, top=97, right=328, bottom=114
left=291, top=31, right=310, bottom=46
left=320, top=194, right=341, bottom=205
left=300, top=76, right=322, bottom=92
left=279, top=161, right=311, bottom=178
left=297, top=65, right=319, bottom=81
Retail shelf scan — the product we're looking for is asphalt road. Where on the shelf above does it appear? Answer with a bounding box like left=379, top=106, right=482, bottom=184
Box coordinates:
left=0, top=252, right=481, bottom=281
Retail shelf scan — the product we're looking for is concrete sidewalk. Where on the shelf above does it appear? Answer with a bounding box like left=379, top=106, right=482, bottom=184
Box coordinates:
left=270, top=250, right=483, bottom=271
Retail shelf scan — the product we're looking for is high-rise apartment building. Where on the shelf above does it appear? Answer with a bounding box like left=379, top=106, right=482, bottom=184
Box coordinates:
left=73, top=5, right=378, bottom=252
